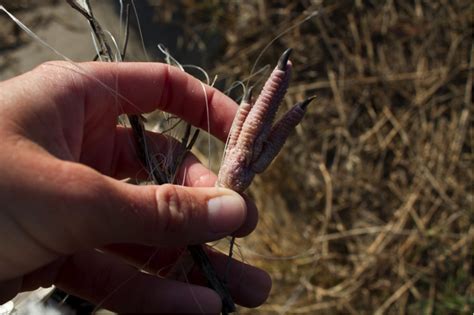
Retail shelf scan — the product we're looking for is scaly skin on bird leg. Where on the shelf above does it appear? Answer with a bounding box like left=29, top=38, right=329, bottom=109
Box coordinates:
left=217, top=48, right=314, bottom=193
left=211, top=49, right=313, bottom=314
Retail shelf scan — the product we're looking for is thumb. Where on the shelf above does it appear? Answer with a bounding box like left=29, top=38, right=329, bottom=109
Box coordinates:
left=103, top=180, right=248, bottom=246
left=0, top=156, right=246, bottom=279
left=43, top=161, right=248, bottom=247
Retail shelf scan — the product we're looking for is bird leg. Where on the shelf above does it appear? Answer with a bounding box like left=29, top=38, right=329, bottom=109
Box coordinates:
left=217, top=48, right=314, bottom=193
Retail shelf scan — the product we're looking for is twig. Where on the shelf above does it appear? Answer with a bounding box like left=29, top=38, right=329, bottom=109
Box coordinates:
left=121, top=1, right=131, bottom=61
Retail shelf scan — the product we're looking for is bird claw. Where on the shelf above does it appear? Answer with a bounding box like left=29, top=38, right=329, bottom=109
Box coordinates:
left=277, top=48, right=293, bottom=70
left=217, top=49, right=314, bottom=192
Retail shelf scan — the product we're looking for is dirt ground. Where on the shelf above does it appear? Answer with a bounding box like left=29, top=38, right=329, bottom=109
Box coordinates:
left=1, top=1, right=472, bottom=314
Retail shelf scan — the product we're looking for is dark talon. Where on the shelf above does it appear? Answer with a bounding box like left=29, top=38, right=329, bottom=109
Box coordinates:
left=299, top=95, right=316, bottom=109
left=243, top=86, right=254, bottom=103
left=277, top=48, right=293, bottom=70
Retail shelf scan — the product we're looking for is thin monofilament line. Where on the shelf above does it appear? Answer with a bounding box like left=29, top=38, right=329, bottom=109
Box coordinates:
left=90, top=31, right=104, bottom=61
left=247, top=10, right=319, bottom=87
left=223, top=64, right=271, bottom=96
left=104, top=30, right=122, bottom=61
left=118, top=0, right=124, bottom=22
left=118, top=0, right=125, bottom=39
left=130, top=0, right=150, bottom=61
left=223, top=81, right=245, bottom=100
left=158, top=44, right=185, bottom=71
left=92, top=247, right=161, bottom=313
left=157, top=46, right=215, bottom=178
left=197, top=81, right=213, bottom=174
left=178, top=263, right=207, bottom=314
left=182, top=64, right=214, bottom=174
left=0, top=6, right=149, bottom=114
left=183, top=64, right=212, bottom=87
left=0, top=6, right=72, bottom=63
left=224, top=236, right=236, bottom=285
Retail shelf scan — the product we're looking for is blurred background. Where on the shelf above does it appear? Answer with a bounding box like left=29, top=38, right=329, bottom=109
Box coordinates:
left=1, top=1, right=472, bottom=314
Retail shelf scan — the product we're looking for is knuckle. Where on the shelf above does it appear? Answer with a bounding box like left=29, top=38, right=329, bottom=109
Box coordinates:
left=35, top=60, right=68, bottom=71
left=34, top=61, right=72, bottom=81
left=155, top=184, right=193, bottom=234
left=33, top=61, right=85, bottom=97
left=197, top=89, right=216, bottom=130
left=56, top=162, right=104, bottom=199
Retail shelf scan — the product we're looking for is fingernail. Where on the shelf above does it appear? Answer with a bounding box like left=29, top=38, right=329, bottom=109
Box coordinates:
left=208, top=194, right=246, bottom=233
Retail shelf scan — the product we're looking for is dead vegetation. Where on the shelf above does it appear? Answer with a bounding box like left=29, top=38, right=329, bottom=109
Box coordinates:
left=1, top=0, right=472, bottom=314
left=167, top=1, right=473, bottom=314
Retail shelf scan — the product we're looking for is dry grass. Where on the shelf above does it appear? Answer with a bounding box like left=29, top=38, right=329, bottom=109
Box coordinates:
left=168, top=1, right=473, bottom=314
left=1, top=0, right=473, bottom=314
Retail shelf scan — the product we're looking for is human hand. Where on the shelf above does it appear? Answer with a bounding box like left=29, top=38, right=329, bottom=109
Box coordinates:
left=0, top=62, right=270, bottom=313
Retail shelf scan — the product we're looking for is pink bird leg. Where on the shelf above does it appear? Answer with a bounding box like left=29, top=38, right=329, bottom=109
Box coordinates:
left=217, top=49, right=315, bottom=192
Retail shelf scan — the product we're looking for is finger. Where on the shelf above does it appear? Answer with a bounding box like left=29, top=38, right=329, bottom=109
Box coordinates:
left=37, top=61, right=238, bottom=141
left=108, top=180, right=248, bottom=246
left=50, top=250, right=222, bottom=314
left=191, top=247, right=272, bottom=308
left=103, top=244, right=271, bottom=308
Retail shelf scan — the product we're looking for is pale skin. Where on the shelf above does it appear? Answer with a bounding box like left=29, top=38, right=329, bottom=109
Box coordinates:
left=0, top=62, right=271, bottom=313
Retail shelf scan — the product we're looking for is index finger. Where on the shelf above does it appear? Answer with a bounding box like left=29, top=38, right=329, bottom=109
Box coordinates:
left=53, top=61, right=237, bottom=142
